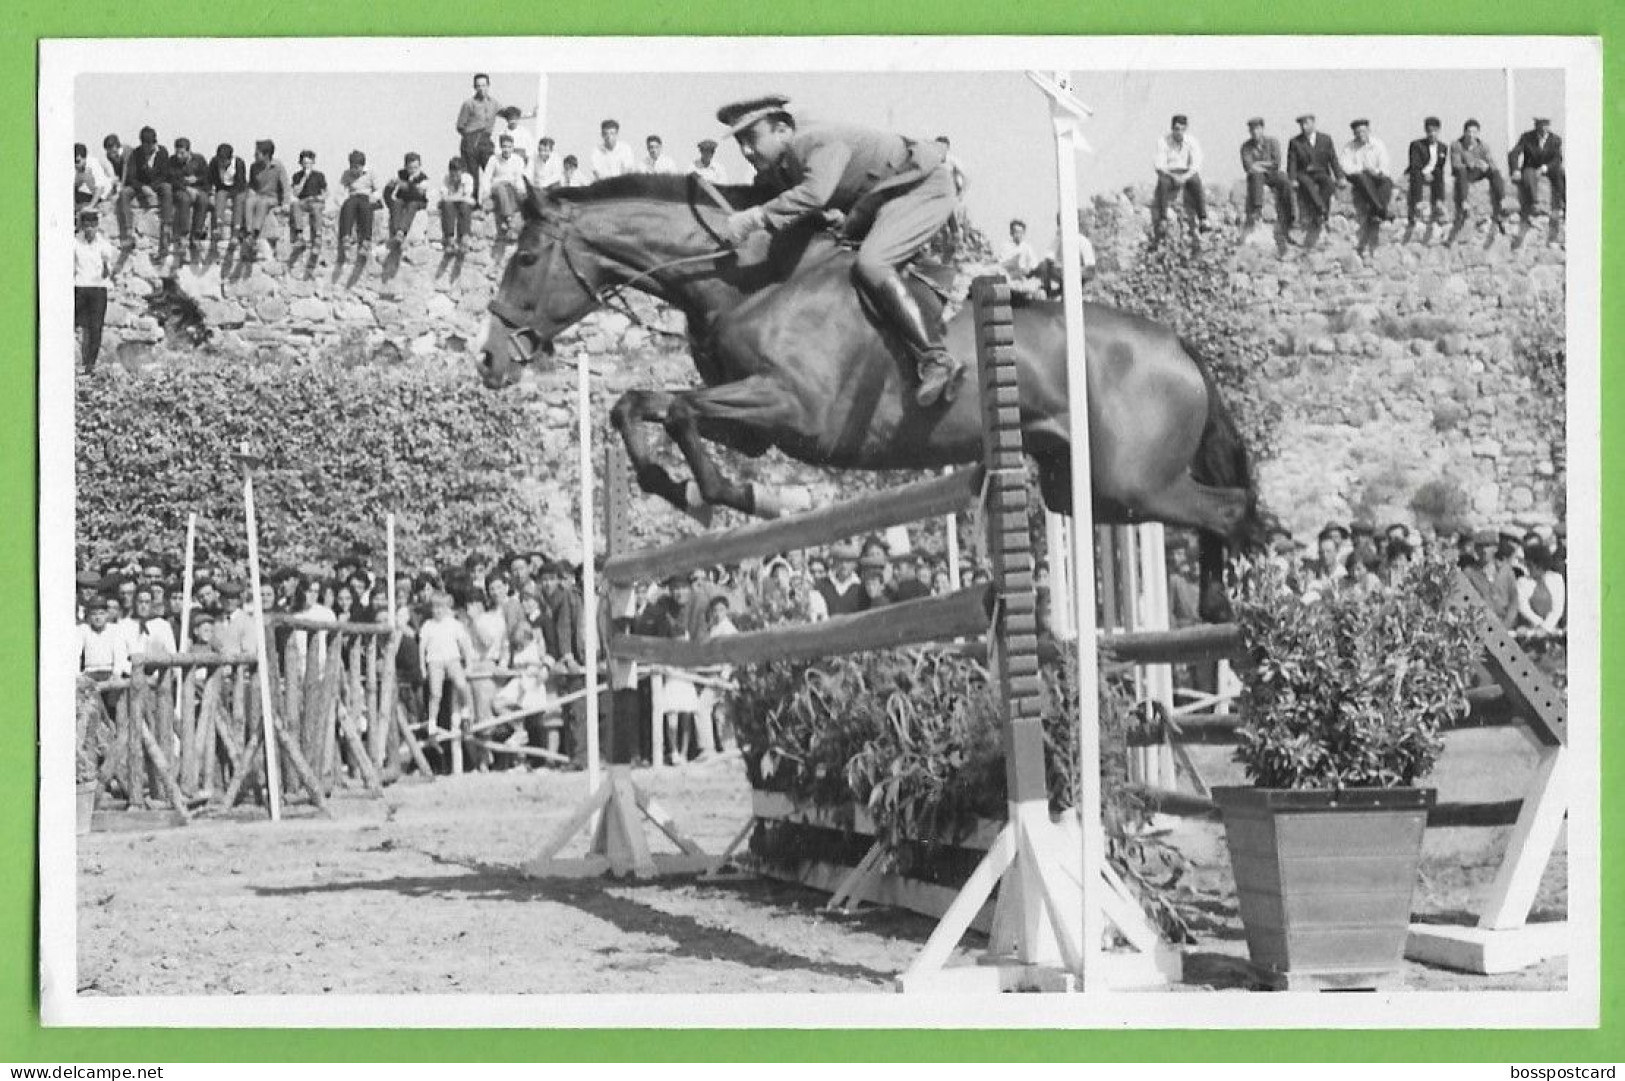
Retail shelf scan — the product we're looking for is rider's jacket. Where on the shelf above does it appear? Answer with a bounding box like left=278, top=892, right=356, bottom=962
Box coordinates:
left=751, top=122, right=947, bottom=233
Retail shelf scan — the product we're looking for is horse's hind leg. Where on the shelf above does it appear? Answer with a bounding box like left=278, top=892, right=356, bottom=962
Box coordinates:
left=1129, top=473, right=1252, bottom=540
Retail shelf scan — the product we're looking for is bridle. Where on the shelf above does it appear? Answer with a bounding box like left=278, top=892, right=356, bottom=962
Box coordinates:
left=485, top=178, right=741, bottom=367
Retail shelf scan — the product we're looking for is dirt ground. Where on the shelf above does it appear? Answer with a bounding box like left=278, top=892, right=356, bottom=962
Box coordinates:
left=76, top=727, right=1566, bottom=996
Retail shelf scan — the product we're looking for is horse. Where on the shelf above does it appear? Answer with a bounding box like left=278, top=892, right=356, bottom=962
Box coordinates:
left=477, top=174, right=1262, bottom=614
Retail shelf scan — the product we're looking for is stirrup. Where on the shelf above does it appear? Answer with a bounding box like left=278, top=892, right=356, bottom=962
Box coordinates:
left=914, top=351, right=965, bottom=408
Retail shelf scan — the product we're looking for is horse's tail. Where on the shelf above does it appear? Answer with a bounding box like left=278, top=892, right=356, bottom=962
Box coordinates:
left=1182, top=338, right=1265, bottom=622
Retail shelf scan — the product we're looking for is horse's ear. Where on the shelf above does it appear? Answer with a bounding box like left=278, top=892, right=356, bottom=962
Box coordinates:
left=521, top=182, right=548, bottom=222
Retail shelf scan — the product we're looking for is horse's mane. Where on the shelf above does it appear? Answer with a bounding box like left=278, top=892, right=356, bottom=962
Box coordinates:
left=546, top=172, right=766, bottom=210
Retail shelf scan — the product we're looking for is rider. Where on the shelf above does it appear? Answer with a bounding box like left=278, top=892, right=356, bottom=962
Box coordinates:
left=716, top=95, right=966, bottom=408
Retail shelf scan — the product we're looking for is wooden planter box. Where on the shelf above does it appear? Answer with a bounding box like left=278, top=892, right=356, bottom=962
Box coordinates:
left=746, top=788, right=1004, bottom=932
left=1213, top=786, right=1435, bottom=991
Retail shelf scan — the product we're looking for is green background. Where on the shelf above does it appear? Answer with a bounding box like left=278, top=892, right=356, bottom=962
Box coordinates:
left=13, top=0, right=1619, bottom=1063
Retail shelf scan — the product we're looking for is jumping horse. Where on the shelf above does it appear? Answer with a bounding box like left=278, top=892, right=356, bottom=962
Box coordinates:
left=477, top=174, right=1261, bottom=614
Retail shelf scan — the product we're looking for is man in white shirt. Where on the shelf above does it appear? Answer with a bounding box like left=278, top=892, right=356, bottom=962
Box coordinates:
left=997, top=218, right=1039, bottom=294
left=559, top=155, right=587, bottom=188
left=690, top=139, right=728, bottom=184
left=530, top=136, right=563, bottom=189
left=1036, top=215, right=1097, bottom=297
left=481, top=133, right=531, bottom=239
left=131, top=585, right=178, bottom=660
left=1152, top=114, right=1206, bottom=247
left=1341, top=118, right=1395, bottom=249
left=639, top=134, right=682, bottom=175
left=74, top=210, right=117, bottom=372
left=78, top=599, right=131, bottom=680
left=589, top=119, right=636, bottom=181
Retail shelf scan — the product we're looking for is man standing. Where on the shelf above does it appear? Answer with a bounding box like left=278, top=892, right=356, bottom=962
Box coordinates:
left=1151, top=114, right=1206, bottom=247
left=1509, top=117, right=1565, bottom=224
left=115, top=126, right=170, bottom=251
left=1340, top=119, right=1394, bottom=251
left=1449, top=119, right=1507, bottom=230
left=690, top=139, right=728, bottom=184
left=717, top=94, right=966, bottom=407
left=74, top=210, right=117, bottom=373
left=163, top=137, right=209, bottom=258
left=1404, top=117, right=1450, bottom=228
left=530, top=137, right=563, bottom=190
left=455, top=74, right=501, bottom=201
left=241, top=140, right=290, bottom=260
left=1240, top=117, right=1293, bottom=233
left=1286, top=113, right=1345, bottom=237
left=639, top=134, right=683, bottom=175
left=289, top=150, right=327, bottom=249
left=590, top=119, right=636, bottom=181
left=207, top=143, right=249, bottom=245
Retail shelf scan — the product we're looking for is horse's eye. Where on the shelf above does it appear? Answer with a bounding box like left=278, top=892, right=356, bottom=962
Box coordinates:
left=516, top=250, right=539, bottom=267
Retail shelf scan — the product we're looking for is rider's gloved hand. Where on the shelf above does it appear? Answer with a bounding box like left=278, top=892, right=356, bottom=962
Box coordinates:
left=724, top=206, right=766, bottom=246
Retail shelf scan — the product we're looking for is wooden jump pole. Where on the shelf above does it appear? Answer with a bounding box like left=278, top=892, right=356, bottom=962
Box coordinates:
left=237, top=447, right=282, bottom=821
left=578, top=349, right=601, bottom=798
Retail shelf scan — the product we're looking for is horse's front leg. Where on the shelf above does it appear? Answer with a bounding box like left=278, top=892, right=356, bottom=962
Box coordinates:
left=609, top=390, right=693, bottom=514
left=666, top=377, right=808, bottom=519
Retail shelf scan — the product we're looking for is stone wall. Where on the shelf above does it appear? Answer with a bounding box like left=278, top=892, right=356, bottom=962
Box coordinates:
left=85, top=180, right=1566, bottom=546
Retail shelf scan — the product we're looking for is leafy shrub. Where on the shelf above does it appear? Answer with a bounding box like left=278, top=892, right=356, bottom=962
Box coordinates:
left=731, top=644, right=1193, bottom=939
left=1229, top=554, right=1480, bottom=789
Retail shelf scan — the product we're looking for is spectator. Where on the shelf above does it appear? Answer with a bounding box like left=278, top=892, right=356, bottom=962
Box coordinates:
left=930, top=564, right=953, bottom=596
left=114, top=125, right=170, bottom=251
left=1509, top=116, right=1565, bottom=225
left=1448, top=119, right=1507, bottom=232
left=997, top=218, right=1038, bottom=284
left=1516, top=541, right=1566, bottom=633
left=1151, top=114, right=1205, bottom=247
left=530, top=137, right=563, bottom=190
left=74, top=143, right=107, bottom=210
left=887, top=551, right=931, bottom=603
left=1034, top=213, right=1097, bottom=298
left=639, top=134, right=682, bottom=175
left=131, top=585, right=178, bottom=659
left=419, top=590, right=475, bottom=756
left=78, top=597, right=131, bottom=681
left=438, top=156, right=476, bottom=253
left=482, top=134, right=529, bottom=240
left=337, top=150, right=379, bottom=253
left=288, top=150, right=327, bottom=249
left=73, top=209, right=117, bottom=373
left=162, top=137, right=209, bottom=259
left=1382, top=538, right=1414, bottom=587
left=207, top=142, right=249, bottom=245
left=216, top=582, right=255, bottom=655
left=384, top=152, right=433, bottom=247
left=491, top=107, right=534, bottom=164
left=589, top=118, right=635, bottom=181
left=1340, top=119, right=1394, bottom=252
left=690, top=139, right=727, bottom=184
left=559, top=154, right=586, bottom=188
left=455, top=73, right=502, bottom=201
left=1488, top=531, right=1523, bottom=626
left=1240, top=117, right=1293, bottom=233
left=817, top=543, right=866, bottom=616
left=1286, top=113, right=1345, bottom=238
left=1404, top=116, right=1449, bottom=228
left=188, top=609, right=219, bottom=652
left=100, top=135, right=128, bottom=202
left=1305, top=522, right=1349, bottom=588
left=465, top=588, right=510, bottom=768
left=537, top=560, right=590, bottom=765
left=241, top=140, right=290, bottom=260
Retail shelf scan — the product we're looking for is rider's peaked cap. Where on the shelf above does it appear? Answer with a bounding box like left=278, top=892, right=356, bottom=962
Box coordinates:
left=717, top=95, right=792, bottom=136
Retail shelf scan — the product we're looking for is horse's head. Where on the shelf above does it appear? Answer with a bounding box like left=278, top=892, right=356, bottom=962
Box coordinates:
left=477, top=188, right=604, bottom=389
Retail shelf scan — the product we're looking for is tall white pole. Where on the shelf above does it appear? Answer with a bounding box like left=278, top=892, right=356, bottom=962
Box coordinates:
left=535, top=73, right=550, bottom=138
left=176, top=512, right=197, bottom=712
left=241, top=458, right=282, bottom=821
left=1504, top=68, right=1517, bottom=165
left=944, top=469, right=962, bottom=589
left=1043, top=70, right=1105, bottom=989
left=578, top=352, right=600, bottom=795
left=385, top=512, right=397, bottom=624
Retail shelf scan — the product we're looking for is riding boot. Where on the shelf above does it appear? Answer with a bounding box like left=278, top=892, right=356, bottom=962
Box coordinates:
left=862, top=271, right=965, bottom=408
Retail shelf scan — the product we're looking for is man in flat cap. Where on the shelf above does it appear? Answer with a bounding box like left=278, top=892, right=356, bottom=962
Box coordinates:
left=1508, top=116, right=1565, bottom=225
left=1151, top=114, right=1206, bottom=248
left=74, top=208, right=117, bottom=372
left=1404, top=117, right=1450, bottom=228
left=714, top=94, right=965, bottom=407
left=1240, top=117, right=1293, bottom=234
left=1285, top=113, right=1345, bottom=240
left=1340, top=118, right=1394, bottom=252
left=690, top=139, right=728, bottom=185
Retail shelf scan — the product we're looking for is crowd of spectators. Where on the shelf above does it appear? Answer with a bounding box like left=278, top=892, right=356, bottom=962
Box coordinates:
left=73, top=530, right=998, bottom=771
